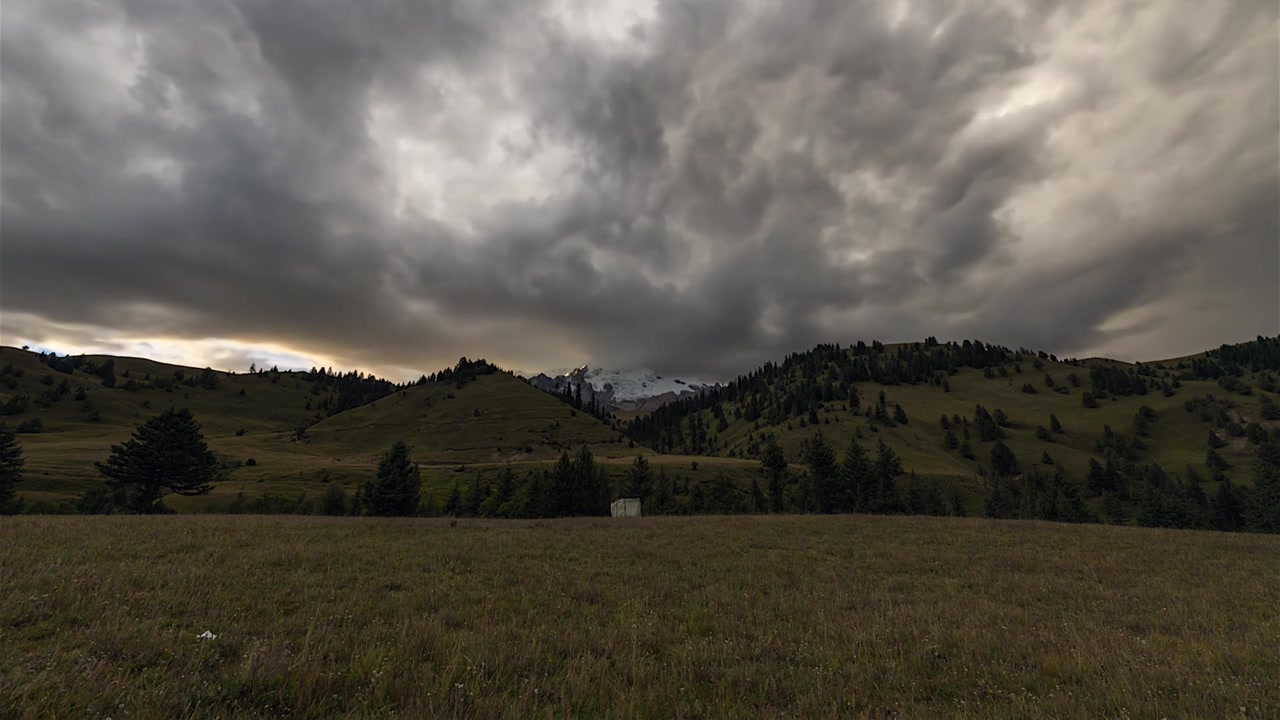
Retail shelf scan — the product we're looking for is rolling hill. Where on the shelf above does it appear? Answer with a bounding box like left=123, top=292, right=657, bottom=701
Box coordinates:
left=2, top=336, right=1278, bottom=529
left=624, top=337, right=1280, bottom=524
left=0, top=349, right=636, bottom=509
left=629, top=347, right=1260, bottom=481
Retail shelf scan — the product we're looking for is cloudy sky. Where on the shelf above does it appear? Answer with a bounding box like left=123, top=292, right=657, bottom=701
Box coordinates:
left=1, top=0, right=1276, bottom=381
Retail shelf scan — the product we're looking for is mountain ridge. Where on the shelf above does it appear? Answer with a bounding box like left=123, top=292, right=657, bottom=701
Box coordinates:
left=523, top=365, right=722, bottom=412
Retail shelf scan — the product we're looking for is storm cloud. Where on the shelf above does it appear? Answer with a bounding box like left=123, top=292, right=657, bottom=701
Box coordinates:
left=1, top=0, right=1276, bottom=379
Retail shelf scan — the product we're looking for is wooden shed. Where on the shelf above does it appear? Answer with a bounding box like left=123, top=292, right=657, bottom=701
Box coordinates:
left=610, top=498, right=641, bottom=517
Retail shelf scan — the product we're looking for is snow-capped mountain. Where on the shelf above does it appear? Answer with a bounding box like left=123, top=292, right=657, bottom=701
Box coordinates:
left=524, top=366, right=720, bottom=412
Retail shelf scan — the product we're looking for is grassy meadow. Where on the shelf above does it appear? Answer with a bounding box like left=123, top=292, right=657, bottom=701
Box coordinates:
left=3, top=514, right=1278, bottom=718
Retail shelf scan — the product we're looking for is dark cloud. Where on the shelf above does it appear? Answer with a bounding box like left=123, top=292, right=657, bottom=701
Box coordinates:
left=1, top=0, right=1276, bottom=379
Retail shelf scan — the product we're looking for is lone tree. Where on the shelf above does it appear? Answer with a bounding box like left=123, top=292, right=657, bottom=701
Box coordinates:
left=365, top=441, right=421, bottom=517
left=0, top=423, right=25, bottom=514
left=97, top=408, right=217, bottom=513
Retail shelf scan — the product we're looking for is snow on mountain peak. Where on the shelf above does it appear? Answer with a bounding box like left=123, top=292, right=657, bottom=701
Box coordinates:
left=546, top=365, right=708, bottom=399
left=577, top=367, right=710, bottom=402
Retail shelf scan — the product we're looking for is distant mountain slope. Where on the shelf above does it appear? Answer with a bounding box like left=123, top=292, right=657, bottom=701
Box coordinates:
left=0, top=349, right=632, bottom=503
left=0, top=347, right=324, bottom=437
left=299, top=370, right=624, bottom=464
left=525, top=366, right=719, bottom=412
left=623, top=337, right=1279, bottom=509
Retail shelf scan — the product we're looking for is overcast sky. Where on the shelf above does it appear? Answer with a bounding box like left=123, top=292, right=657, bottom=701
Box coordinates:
left=1, top=0, right=1276, bottom=380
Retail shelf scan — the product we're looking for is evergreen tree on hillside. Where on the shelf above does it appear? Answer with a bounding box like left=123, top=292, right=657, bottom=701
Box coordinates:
left=803, top=432, right=841, bottom=513
left=990, top=441, right=1019, bottom=477
left=550, top=451, right=575, bottom=516
left=621, top=455, right=655, bottom=501
left=973, top=405, right=1004, bottom=442
left=873, top=440, right=903, bottom=512
left=96, top=408, right=216, bottom=514
left=365, top=441, right=420, bottom=517
left=1049, top=413, right=1063, bottom=434
left=760, top=437, right=787, bottom=513
left=1086, top=458, right=1117, bottom=495
left=750, top=477, right=766, bottom=512
left=842, top=437, right=875, bottom=512
left=443, top=481, right=462, bottom=516
left=350, top=483, right=366, bottom=516
left=650, top=467, right=676, bottom=515
left=462, top=475, right=489, bottom=517
left=321, top=484, right=347, bottom=516
left=983, top=473, right=1015, bottom=519
left=1206, top=448, right=1229, bottom=481
left=1260, top=395, right=1280, bottom=421
left=573, top=445, right=611, bottom=516
left=1244, top=443, right=1280, bottom=533
left=1210, top=479, right=1244, bottom=532
left=892, top=404, right=909, bottom=425
left=97, top=359, right=117, bottom=388
left=480, top=465, right=518, bottom=517
left=0, top=423, right=24, bottom=514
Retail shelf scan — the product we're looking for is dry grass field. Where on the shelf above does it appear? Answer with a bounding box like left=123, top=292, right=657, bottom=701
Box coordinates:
left=3, top=514, right=1278, bottom=718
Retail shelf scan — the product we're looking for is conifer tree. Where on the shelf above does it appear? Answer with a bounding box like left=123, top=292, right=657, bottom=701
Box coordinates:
left=621, top=455, right=655, bottom=501
left=760, top=437, right=787, bottom=512
left=96, top=408, right=216, bottom=514
left=462, top=475, right=489, bottom=517
left=803, top=431, right=840, bottom=513
left=443, top=481, right=462, bottom=516
left=990, top=440, right=1019, bottom=477
left=892, top=403, right=908, bottom=425
left=321, top=483, right=347, bottom=516
left=573, top=445, right=610, bottom=516
left=873, top=440, right=903, bottom=512
left=481, top=464, right=517, bottom=517
left=350, top=483, right=365, bottom=516
left=750, top=477, right=766, bottom=512
left=550, top=451, right=575, bottom=516
left=365, top=441, right=421, bottom=517
left=842, top=437, right=874, bottom=512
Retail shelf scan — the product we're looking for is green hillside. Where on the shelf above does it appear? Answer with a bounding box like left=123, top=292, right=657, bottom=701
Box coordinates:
left=625, top=337, right=1280, bottom=524
left=301, top=372, right=623, bottom=464
left=636, top=358, right=1259, bottom=484
left=0, top=348, right=632, bottom=509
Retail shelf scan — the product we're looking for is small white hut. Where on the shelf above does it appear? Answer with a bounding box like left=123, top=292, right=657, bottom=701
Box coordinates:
left=610, top=498, right=641, bottom=517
